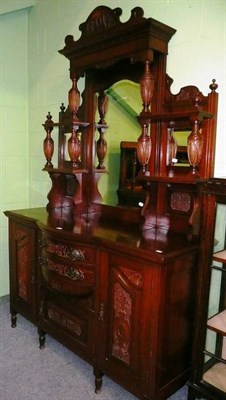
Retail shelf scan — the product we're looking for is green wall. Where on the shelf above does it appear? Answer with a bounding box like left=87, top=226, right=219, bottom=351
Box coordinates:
left=0, top=8, right=30, bottom=296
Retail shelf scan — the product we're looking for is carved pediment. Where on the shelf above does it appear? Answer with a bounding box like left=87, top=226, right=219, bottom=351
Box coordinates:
left=79, top=6, right=123, bottom=36
left=59, top=6, right=175, bottom=72
left=164, top=74, right=217, bottom=112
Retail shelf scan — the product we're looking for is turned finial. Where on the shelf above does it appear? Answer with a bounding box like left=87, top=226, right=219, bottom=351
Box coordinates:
left=46, top=111, right=52, bottom=122
left=60, top=103, right=66, bottom=112
left=209, top=79, right=218, bottom=92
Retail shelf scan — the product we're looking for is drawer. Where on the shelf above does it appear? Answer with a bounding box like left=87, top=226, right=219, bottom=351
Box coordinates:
left=42, top=258, right=95, bottom=296
left=45, top=301, right=90, bottom=345
left=44, top=238, right=95, bottom=264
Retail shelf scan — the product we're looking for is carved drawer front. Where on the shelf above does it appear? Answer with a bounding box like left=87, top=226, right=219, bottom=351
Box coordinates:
left=44, top=238, right=94, bottom=264
left=41, top=237, right=96, bottom=295
left=42, top=258, right=95, bottom=296
left=45, top=302, right=89, bottom=345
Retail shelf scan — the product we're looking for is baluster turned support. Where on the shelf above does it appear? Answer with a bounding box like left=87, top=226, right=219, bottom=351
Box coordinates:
left=187, top=92, right=204, bottom=175
left=137, top=124, right=152, bottom=174
left=187, top=118, right=204, bottom=175
left=140, top=60, right=154, bottom=113
left=96, top=90, right=108, bottom=169
left=137, top=61, right=154, bottom=174
left=43, top=112, right=54, bottom=168
left=68, top=76, right=81, bottom=168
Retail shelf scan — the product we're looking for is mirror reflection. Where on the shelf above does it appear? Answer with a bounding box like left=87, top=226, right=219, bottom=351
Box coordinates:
left=173, top=131, right=190, bottom=166
left=96, top=80, right=140, bottom=206
left=96, top=80, right=192, bottom=207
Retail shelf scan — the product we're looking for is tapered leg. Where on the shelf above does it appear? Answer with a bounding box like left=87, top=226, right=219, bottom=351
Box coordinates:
left=93, top=367, right=103, bottom=394
left=38, top=327, right=46, bottom=349
left=10, top=305, right=17, bottom=328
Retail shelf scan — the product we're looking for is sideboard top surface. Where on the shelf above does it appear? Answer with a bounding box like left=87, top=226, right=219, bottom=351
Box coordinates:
left=4, top=207, right=198, bottom=263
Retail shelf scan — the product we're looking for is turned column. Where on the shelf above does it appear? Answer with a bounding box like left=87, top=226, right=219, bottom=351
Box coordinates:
left=68, top=76, right=81, bottom=168
left=137, top=61, right=154, bottom=175
left=187, top=117, right=204, bottom=175
left=96, top=90, right=109, bottom=169
left=43, top=112, right=54, bottom=168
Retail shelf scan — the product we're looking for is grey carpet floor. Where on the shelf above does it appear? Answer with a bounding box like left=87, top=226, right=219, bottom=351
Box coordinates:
left=0, top=295, right=189, bottom=400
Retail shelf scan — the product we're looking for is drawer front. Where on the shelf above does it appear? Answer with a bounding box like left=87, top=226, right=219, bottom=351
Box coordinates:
left=44, top=238, right=95, bottom=264
left=45, top=301, right=89, bottom=345
left=41, top=236, right=96, bottom=296
left=42, top=258, right=95, bottom=295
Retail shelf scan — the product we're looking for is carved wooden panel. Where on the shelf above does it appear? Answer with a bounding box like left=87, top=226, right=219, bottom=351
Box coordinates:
left=112, top=282, right=131, bottom=364
left=46, top=303, right=87, bottom=343
left=110, top=265, right=144, bottom=366
left=170, top=191, right=192, bottom=213
left=14, top=228, right=32, bottom=301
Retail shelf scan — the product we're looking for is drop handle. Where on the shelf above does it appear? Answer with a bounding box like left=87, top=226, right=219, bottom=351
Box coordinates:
left=66, top=267, right=84, bottom=281
left=98, top=302, right=105, bottom=321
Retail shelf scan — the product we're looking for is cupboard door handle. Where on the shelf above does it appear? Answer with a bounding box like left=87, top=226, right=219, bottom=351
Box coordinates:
left=31, top=271, right=35, bottom=283
left=98, top=302, right=105, bottom=321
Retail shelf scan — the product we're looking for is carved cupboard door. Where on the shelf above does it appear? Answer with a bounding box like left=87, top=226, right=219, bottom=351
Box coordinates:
left=95, top=251, right=158, bottom=399
left=8, top=218, right=40, bottom=325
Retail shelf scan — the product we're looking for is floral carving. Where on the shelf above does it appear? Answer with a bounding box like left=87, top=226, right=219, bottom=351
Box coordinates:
left=170, top=192, right=191, bottom=213
left=15, top=228, right=30, bottom=301
left=112, top=282, right=131, bottom=364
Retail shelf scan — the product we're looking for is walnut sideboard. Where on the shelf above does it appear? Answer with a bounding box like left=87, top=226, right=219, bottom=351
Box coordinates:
left=5, top=206, right=199, bottom=400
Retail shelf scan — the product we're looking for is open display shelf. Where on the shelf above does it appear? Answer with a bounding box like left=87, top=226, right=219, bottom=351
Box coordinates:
left=188, top=179, right=226, bottom=400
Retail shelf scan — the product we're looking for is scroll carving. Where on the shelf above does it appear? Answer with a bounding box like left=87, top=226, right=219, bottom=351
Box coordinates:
left=78, top=6, right=144, bottom=38
left=112, top=282, right=131, bottom=365
left=164, top=74, right=208, bottom=111
left=119, top=267, right=143, bottom=288
left=63, top=6, right=145, bottom=48
left=14, top=229, right=27, bottom=241
left=79, top=6, right=122, bottom=36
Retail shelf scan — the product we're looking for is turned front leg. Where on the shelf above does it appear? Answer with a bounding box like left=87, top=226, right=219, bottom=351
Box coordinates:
left=93, top=367, right=103, bottom=394
left=38, top=327, right=46, bottom=349
left=10, top=305, right=17, bottom=328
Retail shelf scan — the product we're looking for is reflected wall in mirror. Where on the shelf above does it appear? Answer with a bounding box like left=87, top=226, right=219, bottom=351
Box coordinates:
left=96, top=80, right=141, bottom=206
left=173, top=130, right=190, bottom=166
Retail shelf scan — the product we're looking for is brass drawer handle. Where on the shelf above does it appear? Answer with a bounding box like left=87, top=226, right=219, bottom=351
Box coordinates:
left=45, top=239, right=85, bottom=262
left=66, top=267, right=84, bottom=281
left=43, top=259, right=85, bottom=281
left=67, top=247, right=85, bottom=262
